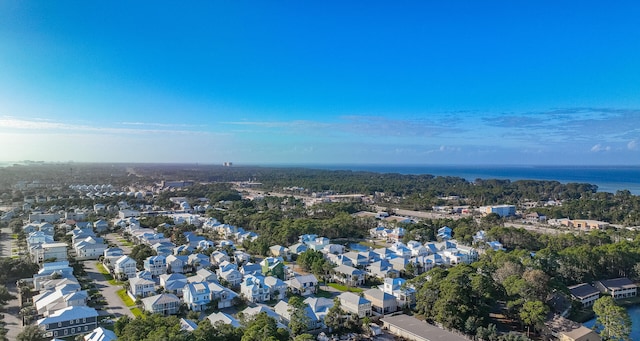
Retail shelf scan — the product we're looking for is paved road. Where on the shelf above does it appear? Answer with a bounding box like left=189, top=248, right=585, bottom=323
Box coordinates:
left=4, top=283, right=23, bottom=340
left=103, top=233, right=132, bottom=254
left=83, top=261, right=134, bottom=319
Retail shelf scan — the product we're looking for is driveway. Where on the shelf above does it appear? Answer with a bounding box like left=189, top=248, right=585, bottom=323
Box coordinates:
left=83, top=260, right=134, bottom=319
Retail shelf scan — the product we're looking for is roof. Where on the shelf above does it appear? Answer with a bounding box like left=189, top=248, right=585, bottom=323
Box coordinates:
left=37, top=306, right=98, bottom=325
left=84, top=327, right=117, bottom=341
left=142, top=293, right=180, bottom=306
left=597, top=277, right=637, bottom=290
left=381, top=314, right=469, bottom=341
left=560, top=325, right=601, bottom=341
left=568, top=283, right=600, bottom=299
left=364, top=288, right=395, bottom=302
left=207, top=312, right=240, bottom=328
left=339, top=292, right=371, bottom=306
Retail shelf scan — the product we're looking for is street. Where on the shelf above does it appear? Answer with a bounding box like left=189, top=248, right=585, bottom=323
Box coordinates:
left=83, top=260, right=134, bottom=319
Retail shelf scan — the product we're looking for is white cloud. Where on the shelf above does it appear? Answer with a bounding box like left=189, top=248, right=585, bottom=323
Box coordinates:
left=0, top=116, right=212, bottom=136
left=628, top=140, right=639, bottom=150
left=590, top=144, right=611, bottom=152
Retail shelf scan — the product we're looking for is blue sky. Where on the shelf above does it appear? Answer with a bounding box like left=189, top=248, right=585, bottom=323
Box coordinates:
left=1, top=1, right=639, bottom=165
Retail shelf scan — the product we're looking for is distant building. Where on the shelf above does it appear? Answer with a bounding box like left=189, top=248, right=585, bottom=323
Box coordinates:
left=595, top=278, right=637, bottom=299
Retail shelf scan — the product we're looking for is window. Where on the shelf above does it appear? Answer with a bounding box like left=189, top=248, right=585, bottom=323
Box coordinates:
left=71, top=328, right=75, bottom=334
left=85, top=326, right=89, bottom=331
left=83, top=318, right=86, bottom=323
left=58, top=322, right=62, bottom=327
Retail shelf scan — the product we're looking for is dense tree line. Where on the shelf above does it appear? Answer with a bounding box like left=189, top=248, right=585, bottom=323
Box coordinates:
left=535, top=190, right=640, bottom=226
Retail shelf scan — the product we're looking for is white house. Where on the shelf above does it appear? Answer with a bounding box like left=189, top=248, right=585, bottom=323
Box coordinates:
left=128, top=277, right=156, bottom=299
left=241, top=275, right=271, bottom=303
left=142, top=293, right=181, bottom=315
left=286, top=274, right=318, bottom=296
left=182, top=282, right=211, bottom=311
left=338, top=292, right=372, bottom=318
left=114, top=256, right=137, bottom=280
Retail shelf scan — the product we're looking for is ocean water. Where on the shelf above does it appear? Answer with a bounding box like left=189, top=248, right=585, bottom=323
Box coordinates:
left=298, top=164, right=640, bottom=195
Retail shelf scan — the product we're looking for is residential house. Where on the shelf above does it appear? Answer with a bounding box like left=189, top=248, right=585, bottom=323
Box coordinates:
left=240, top=262, right=263, bottom=277
left=568, top=283, right=601, bottom=308
left=179, top=318, right=199, bottom=332
left=166, top=255, right=188, bottom=274
left=37, top=306, right=98, bottom=339
left=387, top=228, right=405, bottom=242
left=264, top=276, right=287, bottom=301
left=32, top=242, right=68, bottom=264
left=151, top=242, right=175, bottom=257
left=159, top=273, right=188, bottom=297
left=241, top=275, right=271, bottom=303
left=338, top=292, right=372, bottom=318
left=437, top=226, right=452, bottom=240
left=34, top=287, right=88, bottom=317
left=241, top=306, right=285, bottom=328
left=141, top=293, right=181, bottom=315
left=364, top=288, right=398, bottom=315
left=93, top=220, right=109, bottom=233
left=303, top=296, right=334, bottom=328
left=143, top=255, right=167, bottom=277
left=218, top=267, right=242, bottom=287
left=274, top=300, right=320, bottom=331
left=343, top=251, right=369, bottom=268
left=269, top=245, right=290, bottom=260
left=207, top=282, right=237, bottom=309
left=187, top=253, right=210, bottom=272
left=381, top=278, right=415, bottom=308
left=84, top=327, right=116, bottom=341
left=113, top=256, right=137, bottom=280
left=189, top=268, right=218, bottom=283
left=306, top=237, right=330, bottom=251
left=260, top=257, right=286, bottom=280
left=595, top=278, right=637, bottom=299
left=183, top=282, right=211, bottom=311
left=367, top=260, right=399, bottom=279
left=332, top=264, right=365, bottom=286
left=210, top=251, right=230, bottom=266
left=74, top=236, right=107, bottom=260
left=128, top=277, right=156, bottom=299
left=323, top=243, right=346, bottom=255
left=207, top=312, right=241, bottom=328
left=288, top=243, right=308, bottom=255
left=286, top=274, right=318, bottom=296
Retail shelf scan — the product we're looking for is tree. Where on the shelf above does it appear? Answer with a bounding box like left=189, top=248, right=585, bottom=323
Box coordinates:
left=519, top=300, right=548, bottom=337
left=241, top=312, right=288, bottom=341
left=288, top=296, right=310, bottom=337
left=324, top=298, right=344, bottom=332
left=293, top=334, right=315, bottom=341
left=593, top=296, right=632, bottom=341
left=0, top=286, right=15, bottom=306
left=16, top=325, right=46, bottom=341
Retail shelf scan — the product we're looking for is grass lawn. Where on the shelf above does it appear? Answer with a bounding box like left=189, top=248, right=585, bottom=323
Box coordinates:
left=95, top=262, right=121, bottom=285
left=117, top=289, right=136, bottom=307
left=130, top=307, right=143, bottom=318
left=118, top=239, right=133, bottom=246
left=359, top=241, right=379, bottom=248
left=315, top=288, right=335, bottom=298
left=327, top=283, right=363, bottom=293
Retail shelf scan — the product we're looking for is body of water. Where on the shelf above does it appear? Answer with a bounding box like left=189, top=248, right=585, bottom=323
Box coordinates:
left=294, top=164, right=640, bottom=195
left=584, top=305, right=640, bottom=340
